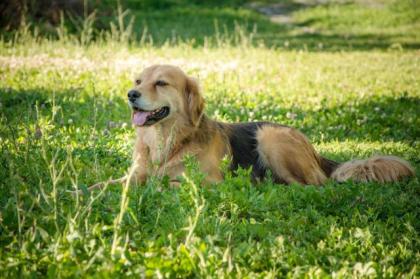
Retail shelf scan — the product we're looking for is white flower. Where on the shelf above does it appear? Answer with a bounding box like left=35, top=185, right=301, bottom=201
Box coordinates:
left=286, top=112, right=297, bottom=120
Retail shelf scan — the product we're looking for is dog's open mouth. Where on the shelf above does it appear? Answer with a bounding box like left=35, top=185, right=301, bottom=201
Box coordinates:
left=132, top=106, right=170, bottom=126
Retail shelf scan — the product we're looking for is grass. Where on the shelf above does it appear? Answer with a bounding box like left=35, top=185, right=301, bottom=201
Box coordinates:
left=0, top=0, right=419, bottom=277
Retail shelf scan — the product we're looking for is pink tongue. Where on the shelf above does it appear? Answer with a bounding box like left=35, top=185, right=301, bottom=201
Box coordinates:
left=132, top=111, right=152, bottom=126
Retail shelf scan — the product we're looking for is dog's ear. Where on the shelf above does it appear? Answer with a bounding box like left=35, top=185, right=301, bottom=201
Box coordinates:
left=185, top=76, right=204, bottom=126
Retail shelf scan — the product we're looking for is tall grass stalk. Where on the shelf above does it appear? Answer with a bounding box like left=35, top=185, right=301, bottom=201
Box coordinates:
left=108, top=0, right=135, bottom=45
left=67, top=10, right=96, bottom=46
left=183, top=174, right=205, bottom=248
left=111, top=166, right=135, bottom=258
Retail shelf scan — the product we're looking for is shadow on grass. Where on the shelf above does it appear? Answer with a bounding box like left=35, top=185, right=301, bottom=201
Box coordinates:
left=0, top=87, right=130, bottom=127
left=299, top=95, right=420, bottom=143
left=0, top=87, right=131, bottom=186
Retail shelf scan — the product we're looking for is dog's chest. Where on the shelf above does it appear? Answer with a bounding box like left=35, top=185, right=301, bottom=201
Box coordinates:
left=139, top=126, right=173, bottom=163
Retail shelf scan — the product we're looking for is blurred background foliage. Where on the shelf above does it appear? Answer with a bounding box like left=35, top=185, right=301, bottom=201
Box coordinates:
left=3, top=0, right=254, bottom=30
left=1, top=0, right=419, bottom=50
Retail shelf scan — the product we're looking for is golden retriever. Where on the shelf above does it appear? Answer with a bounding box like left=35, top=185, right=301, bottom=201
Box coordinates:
left=86, top=64, right=414, bottom=191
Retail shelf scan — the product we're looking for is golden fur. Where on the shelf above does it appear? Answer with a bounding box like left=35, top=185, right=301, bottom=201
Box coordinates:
left=256, top=126, right=327, bottom=185
left=331, top=156, right=414, bottom=183
left=127, top=65, right=227, bottom=185
left=86, top=65, right=415, bottom=192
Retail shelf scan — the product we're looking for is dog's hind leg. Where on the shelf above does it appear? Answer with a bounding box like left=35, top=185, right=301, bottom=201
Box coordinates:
left=256, top=125, right=327, bottom=185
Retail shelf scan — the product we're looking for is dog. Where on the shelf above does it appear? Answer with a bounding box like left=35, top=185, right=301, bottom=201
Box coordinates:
left=86, top=64, right=414, bottom=192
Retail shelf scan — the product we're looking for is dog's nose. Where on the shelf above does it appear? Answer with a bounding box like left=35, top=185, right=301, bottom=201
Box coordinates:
left=128, top=90, right=141, bottom=102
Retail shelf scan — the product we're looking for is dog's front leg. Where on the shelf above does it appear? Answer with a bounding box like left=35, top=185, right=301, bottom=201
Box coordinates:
left=129, top=139, right=151, bottom=185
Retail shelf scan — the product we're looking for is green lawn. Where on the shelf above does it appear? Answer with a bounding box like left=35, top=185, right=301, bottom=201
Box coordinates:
left=0, top=0, right=419, bottom=277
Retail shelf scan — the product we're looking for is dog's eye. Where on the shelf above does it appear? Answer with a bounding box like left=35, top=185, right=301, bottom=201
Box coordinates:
left=135, top=79, right=141, bottom=85
left=155, top=80, right=168, bottom=87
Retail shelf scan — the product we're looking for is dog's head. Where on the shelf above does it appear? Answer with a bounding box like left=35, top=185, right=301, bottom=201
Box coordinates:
left=128, top=65, right=204, bottom=127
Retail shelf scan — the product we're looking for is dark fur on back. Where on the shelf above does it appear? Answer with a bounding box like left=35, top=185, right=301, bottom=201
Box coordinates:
left=225, top=122, right=268, bottom=181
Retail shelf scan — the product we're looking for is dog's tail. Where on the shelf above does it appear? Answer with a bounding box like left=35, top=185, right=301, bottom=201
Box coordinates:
left=326, top=155, right=415, bottom=183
